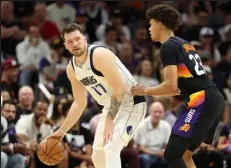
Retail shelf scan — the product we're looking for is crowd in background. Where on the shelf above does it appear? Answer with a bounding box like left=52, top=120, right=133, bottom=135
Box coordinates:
left=1, top=1, right=231, bottom=168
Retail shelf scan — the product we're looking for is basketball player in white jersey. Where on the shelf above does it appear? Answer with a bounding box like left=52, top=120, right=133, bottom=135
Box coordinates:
left=47, top=23, right=146, bottom=168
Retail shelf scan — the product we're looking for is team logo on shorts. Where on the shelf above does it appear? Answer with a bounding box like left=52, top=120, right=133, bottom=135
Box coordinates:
left=126, top=125, right=133, bottom=135
left=179, top=123, right=190, bottom=132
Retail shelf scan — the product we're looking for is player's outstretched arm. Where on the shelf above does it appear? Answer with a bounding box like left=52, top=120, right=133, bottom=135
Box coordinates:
left=145, top=65, right=180, bottom=96
left=131, top=65, right=180, bottom=96
left=54, top=63, right=87, bottom=138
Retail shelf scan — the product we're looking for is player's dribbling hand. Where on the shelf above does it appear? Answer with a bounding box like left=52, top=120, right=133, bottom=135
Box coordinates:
left=103, top=118, right=113, bottom=145
left=131, top=84, right=147, bottom=96
left=46, top=129, right=65, bottom=142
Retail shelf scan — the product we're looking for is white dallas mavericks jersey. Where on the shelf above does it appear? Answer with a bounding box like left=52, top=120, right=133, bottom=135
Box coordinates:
left=71, top=45, right=138, bottom=108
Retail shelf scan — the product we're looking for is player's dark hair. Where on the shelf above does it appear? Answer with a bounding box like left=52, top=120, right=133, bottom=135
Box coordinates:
left=61, top=23, right=83, bottom=41
left=146, top=4, right=181, bottom=30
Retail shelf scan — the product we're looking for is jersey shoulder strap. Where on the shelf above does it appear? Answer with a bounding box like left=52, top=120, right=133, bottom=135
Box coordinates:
left=89, top=45, right=108, bottom=77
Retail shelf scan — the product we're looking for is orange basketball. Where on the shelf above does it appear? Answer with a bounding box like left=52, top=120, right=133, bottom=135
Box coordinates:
left=37, top=137, right=65, bottom=166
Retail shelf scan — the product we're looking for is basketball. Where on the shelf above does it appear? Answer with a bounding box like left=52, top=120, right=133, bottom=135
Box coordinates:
left=37, top=137, right=65, bottom=166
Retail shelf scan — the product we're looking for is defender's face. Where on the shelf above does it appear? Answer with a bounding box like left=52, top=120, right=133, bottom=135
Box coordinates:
left=64, top=30, right=87, bottom=57
left=149, top=19, right=161, bottom=42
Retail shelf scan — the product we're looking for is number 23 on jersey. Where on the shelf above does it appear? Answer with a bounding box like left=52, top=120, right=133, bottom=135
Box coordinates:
left=189, top=53, right=207, bottom=76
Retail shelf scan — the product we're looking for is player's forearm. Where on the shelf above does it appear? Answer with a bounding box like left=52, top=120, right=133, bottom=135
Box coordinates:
left=144, top=82, right=180, bottom=96
left=106, top=92, right=125, bottom=120
left=59, top=102, right=86, bottom=133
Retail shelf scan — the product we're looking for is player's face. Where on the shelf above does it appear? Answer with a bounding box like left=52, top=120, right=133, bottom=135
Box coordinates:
left=64, top=30, right=87, bottom=57
left=149, top=19, right=161, bottom=42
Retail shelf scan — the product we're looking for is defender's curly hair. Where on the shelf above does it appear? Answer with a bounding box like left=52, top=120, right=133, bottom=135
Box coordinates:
left=146, top=4, right=181, bottom=30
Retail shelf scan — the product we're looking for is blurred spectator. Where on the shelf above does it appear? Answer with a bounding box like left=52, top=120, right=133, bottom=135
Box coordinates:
left=80, top=1, right=108, bottom=42
left=46, top=0, right=76, bottom=31
left=93, top=25, right=121, bottom=55
left=132, top=26, right=152, bottom=61
left=217, top=41, right=231, bottom=79
left=152, top=48, right=163, bottom=82
left=1, top=58, right=20, bottom=99
left=29, top=2, right=60, bottom=41
left=223, top=73, right=231, bottom=104
left=16, top=26, right=50, bottom=86
left=13, top=1, right=34, bottom=28
left=16, top=100, right=54, bottom=142
left=134, top=60, right=159, bottom=87
left=96, top=9, right=131, bottom=42
left=191, top=40, right=202, bottom=54
left=193, top=143, right=224, bottom=168
left=16, top=86, right=35, bottom=122
left=1, top=112, right=29, bottom=168
left=199, top=27, right=221, bottom=64
left=184, top=2, right=210, bottom=41
left=51, top=96, right=68, bottom=127
left=155, top=96, right=177, bottom=128
left=219, top=13, right=231, bottom=41
left=49, top=36, right=70, bottom=93
left=120, top=140, right=140, bottom=168
left=16, top=100, right=55, bottom=168
left=217, top=123, right=231, bottom=153
left=75, top=9, right=92, bottom=42
left=1, top=90, right=11, bottom=102
left=49, top=36, right=69, bottom=74
left=224, top=24, right=231, bottom=41
left=216, top=123, right=231, bottom=167
left=39, top=49, right=58, bottom=91
left=1, top=1, right=26, bottom=58
left=204, top=65, right=214, bottom=80
left=119, top=42, right=138, bottom=74
left=134, top=102, right=170, bottom=168
left=1, top=100, right=31, bottom=147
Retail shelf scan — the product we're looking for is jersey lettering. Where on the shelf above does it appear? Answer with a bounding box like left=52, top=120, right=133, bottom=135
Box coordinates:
left=80, top=76, right=97, bottom=86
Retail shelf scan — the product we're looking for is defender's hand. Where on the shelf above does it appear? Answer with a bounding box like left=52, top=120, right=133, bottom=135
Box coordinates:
left=131, top=85, right=147, bottom=96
